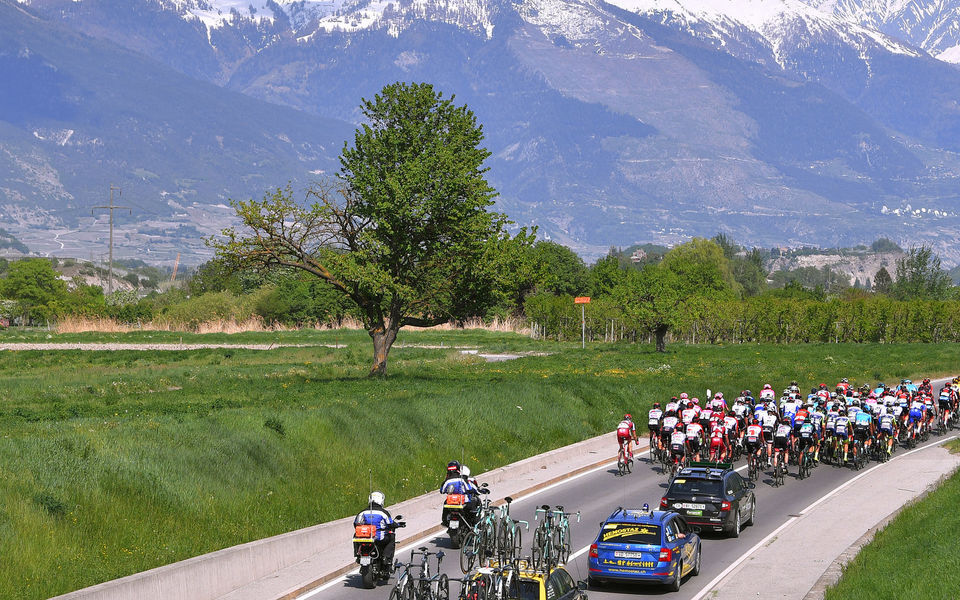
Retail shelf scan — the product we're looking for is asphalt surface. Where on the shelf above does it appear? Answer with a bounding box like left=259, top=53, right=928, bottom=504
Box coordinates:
left=299, top=377, right=957, bottom=600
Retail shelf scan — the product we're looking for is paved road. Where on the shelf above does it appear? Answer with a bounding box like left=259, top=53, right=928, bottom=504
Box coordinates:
left=300, top=377, right=956, bottom=600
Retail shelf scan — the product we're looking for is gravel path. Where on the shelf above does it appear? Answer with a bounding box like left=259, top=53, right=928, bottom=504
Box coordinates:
left=0, top=343, right=343, bottom=351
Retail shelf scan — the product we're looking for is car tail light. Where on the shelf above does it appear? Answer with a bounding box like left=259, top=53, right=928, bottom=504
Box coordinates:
left=721, top=500, right=731, bottom=511
left=659, top=547, right=672, bottom=562
left=589, top=544, right=598, bottom=558
left=660, top=497, right=668, bottom=509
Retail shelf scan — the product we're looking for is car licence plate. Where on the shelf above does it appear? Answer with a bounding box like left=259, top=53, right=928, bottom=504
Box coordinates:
left=449, top=521, right=459, bottom=529
left=677, top=502, right=706, bottom=510
left=360, top=556, right=372, bottom=565
left=614, top=551, right=645, bottom=559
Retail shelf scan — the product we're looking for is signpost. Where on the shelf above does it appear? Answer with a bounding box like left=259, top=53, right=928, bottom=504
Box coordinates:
left=574, top=297, right=590, bottom=349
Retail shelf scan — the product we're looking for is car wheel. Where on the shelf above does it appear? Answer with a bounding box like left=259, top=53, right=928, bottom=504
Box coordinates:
left=745, top=497, right=756, bottom=526
left=691, top=543, right=701, bottom=576
left=729, top=507, right=741, bottom=538
left=668, top=559, right=683, bottom=592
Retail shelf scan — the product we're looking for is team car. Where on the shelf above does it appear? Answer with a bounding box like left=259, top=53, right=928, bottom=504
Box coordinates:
left=660, top=462, right=756, bottom=537
left=587, top=505, right=701, bottom=591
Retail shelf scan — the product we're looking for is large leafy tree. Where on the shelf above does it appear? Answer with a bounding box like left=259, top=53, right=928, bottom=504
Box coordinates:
left=214, top=82, right=513, bottom=375
left=891, top=245, right=951, bottom=300
left=612, top=238, right=734, bottom=352
left=0, top=258, right=68, bottom=324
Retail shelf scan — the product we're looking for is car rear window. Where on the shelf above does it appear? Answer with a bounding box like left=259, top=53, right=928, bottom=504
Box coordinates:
left=669, top=478, right=723, bottom=496
left=599, top=523, right=661, bottom=544
left=516, top=580, right=539, bottom=600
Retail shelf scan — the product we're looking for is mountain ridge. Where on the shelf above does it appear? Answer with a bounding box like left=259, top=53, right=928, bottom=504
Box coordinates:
left=6, top=0, right=960, bottom=265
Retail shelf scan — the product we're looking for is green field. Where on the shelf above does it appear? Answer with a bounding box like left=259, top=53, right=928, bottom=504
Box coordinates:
left=2, top=330, right=959, bottom=599
left=824, top=439, right=960, bottom=600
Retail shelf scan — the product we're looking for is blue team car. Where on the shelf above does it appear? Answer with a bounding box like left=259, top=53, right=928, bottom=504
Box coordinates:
left=587, top=504, right=701, bottom=592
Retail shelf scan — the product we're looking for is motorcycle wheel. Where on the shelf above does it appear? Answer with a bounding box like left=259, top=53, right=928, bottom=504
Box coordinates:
left=360, top=565, right=376, bottom=589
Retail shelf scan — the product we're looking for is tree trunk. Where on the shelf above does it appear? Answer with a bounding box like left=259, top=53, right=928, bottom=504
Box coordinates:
left=655, top=324, right=668, bottom=353
left=368, top=324, right=400, bottom=377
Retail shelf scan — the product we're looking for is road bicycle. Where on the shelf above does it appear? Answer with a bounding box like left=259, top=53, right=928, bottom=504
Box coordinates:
left=460, top=500, right=496, bottom=573
left=493, top=497, right=528, bottom=564
left=746, top=448, right=761, bottom=482
left=392, top=547, right=449, bottom=600
left=616, top=444, right=633, bottom=476
left=797, top=444, right=812, bottom=480
left=771, top=450, right=786, bottom=487
left=531, top=505, right=580, bottom=571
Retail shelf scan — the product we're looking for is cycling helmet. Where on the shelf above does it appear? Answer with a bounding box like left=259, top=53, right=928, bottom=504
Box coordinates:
left=923, top=378, right=931, bottom=384
left=653, top=402, right=661, bottom=409
left=763, top=384, right=772, bottom=390
left=692, top=397, right=700, bottom=405
left=461, top=466, right=471, bottom=478
left=369, top=491, right=385, bottom=506
left=624, top=414, right=632, bottom=420
left=841, top=378, right=848, bottom=383
left=819, top=383, right=828, bottom=389
left=680, top=392, right=689, bottom=400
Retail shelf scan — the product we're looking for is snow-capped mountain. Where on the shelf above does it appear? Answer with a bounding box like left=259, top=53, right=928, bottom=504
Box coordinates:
left=808, top=0, right=960, bottom=62
left=8, top=0, right=960, bottom=263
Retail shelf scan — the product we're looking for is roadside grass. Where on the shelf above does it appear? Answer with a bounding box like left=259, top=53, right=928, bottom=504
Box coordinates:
left=824, top=462, right=960, bottom=600
left=0, top=334, right=958, bottom=599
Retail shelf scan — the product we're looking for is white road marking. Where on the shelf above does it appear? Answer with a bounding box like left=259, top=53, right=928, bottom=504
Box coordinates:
left=687, top=433, right=958, bottom=600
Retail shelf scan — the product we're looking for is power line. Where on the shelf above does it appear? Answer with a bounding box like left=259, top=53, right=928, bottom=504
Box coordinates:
left=92, top=184, right=131, bottom=295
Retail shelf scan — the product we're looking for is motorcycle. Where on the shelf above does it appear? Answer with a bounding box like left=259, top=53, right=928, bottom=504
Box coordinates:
left=442, top=483, right=489, bottom=548
left=353, top=516, right=405, bottom=588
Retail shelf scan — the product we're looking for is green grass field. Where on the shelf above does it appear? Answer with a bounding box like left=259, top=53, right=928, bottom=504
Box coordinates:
left=824, top=439, right=960, bottom=600
left=1, top=330, right=959, bottom=599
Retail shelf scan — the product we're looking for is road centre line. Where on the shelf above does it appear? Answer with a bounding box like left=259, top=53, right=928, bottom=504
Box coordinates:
left=687, top=434, right=958, bottom=600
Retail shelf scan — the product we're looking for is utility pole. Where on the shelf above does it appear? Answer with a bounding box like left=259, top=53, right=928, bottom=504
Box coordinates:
left=92, top=184, right=131, bottom=295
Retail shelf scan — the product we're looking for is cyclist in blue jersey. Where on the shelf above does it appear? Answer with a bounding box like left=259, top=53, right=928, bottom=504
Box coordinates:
left=852, top=408, right=874, bottom=458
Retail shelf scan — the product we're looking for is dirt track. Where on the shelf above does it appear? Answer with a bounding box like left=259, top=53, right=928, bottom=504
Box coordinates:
left=0, top=343, right=341, bottom=351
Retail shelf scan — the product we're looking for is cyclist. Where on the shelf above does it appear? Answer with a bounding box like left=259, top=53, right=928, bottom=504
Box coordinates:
left=723, top=411, right=740, bottom=455
left=665, top=396, right=680, bottom=416
left=669, top=422, right=689, bottom=470
left=759, top=384, right=776, bottom=401
left=681, top=401, right=699, bottom=425
left=809, top=403, right=825, bottom=462
left=772, top=417, right=793, bottom=473
left=835, top=409, right=852, bottom=464
left=853, top=406, right=874, bottom=457
left=617, top=414, right=639, bottom=459
left=685, top=419, right=705, bottom=462
left=908, top=397, right=924, bottom=442
left=708, top=420, right=728, bottom=462
left=661, top=410, right=680, bottom=451
left=355, top=491, right=397, bottom=567
left=648, top=403, right=664, bottom=454
left=761, top=405, right=779, bottom=466
left=796, top=417, right=816, bottom=468
left=743, top=418, right=765, bottom=466
left=877, top=410, right=896, bottom=455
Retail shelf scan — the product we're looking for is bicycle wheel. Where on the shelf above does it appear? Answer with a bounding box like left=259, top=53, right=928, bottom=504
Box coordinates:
left=389, top=587, right=402, bottom=600
left=496, top=521, right=511, bottom=560
left=531, top=528, right=544, bottom=571
left=435, top=574, right=449, bottom=600
left=460, top=531, right=477, bottom=573
left=511, top=526, right=522, bottom=563
left=402, top=579, right=416, bottom=600
left=617, top=455, right=626, bottom=476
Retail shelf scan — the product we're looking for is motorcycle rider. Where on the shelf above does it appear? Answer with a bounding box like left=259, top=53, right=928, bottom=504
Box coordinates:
left=441, top=464, right=481, bottom=525
left=354, top=491, right=397, bottom=570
